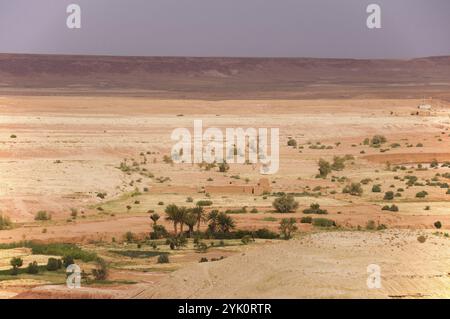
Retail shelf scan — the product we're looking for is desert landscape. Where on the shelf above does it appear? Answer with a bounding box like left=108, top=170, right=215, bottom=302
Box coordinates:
left=0, top=54, right=449, bottom=298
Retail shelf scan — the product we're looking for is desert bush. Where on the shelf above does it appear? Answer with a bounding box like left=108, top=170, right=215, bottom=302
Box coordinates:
left=186, top=197, right=193, bottom=203
left=430, top=159, right=439, bottom=168
left=342, top=183, right=363, bottom=196
left=34, top=211, right=51, bottom=221
left=124, top=231, right=135, bottom=243
left=62, top=255, right=75, bottom=268
left=287, top=138, right=297, bottom=147
left=370, top=135, right=387, bottom=146
left=92, top=258, right=109, bottom=280
left=218, top=162, right=230, bottom=172
left=150, top=224, right=168, bottom=239
left=0, top=214, right=12, bottom=230
left=372, top=185, right=382, bottom=193
left=199, top=257, right=208, bottom=263
left=331, top=156, right=346, bottom=171
left=434, top=221, right=442, bottom=229
left=196, top=200, right=213, bottom=207
left=272, top=194, right=299, bottom=213
left=383, top=191, right=394, bottom=200
left=241, top=235, right=254, bottom=245
left=417, top=235, right=427, bottom=243
left=302, top=203, right=328, bottom=214
left=317, top=159, right=332, bottom=178
left=279, top=218, right=298, bottom=240
left=415, top=191, right=428, bottom=198
left=26, top=261, right=39, bottom=274
left=46, top=258, right=62, bottom=271
left=157, top=254, right=170, bottom=264
left=312, top=218, right=336, bottom=227
left=162, top=155, right=173, bottom=164
left=381, top=204, right=398, bottom=212
left=366, top=220, right=376, bottom=230
left=195, top=241, right=208, bottom=252
left=224, top=207, right=247, bottom=214
left=300, top=216, right=313, bottom=224
left=166, top=235, right=188, bottom=250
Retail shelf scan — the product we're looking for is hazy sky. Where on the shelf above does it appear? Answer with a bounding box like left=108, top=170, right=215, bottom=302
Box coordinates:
left=0, top=0, right=449, bottom=58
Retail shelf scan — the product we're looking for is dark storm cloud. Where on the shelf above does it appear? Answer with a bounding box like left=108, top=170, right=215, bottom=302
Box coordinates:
left=0, top=0, right=449, bottom=58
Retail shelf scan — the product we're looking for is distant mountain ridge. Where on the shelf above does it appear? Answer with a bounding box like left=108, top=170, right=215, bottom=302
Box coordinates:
left=1, top=53, right=449, bottom=99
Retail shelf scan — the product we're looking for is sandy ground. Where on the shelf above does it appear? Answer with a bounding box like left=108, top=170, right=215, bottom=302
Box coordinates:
left=137, top=230, right=450, bottom=299
left=0, top=95, right=449, bottom=298
left=15, top=229, right=450, bottom=299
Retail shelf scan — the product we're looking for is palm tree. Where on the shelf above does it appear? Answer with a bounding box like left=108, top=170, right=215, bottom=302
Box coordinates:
left=183, top=211, right=197, bottom=237
left=150, top=213, right=160, bottom=226
left=177, top=206, right=189, bottom=235
left=217, top=212, right=235, bottom=233
left=191, top=206, right=205, bottom=232
left=207, top=210, right=220, bottom=233
left=165, top=204, right=180, bottom=235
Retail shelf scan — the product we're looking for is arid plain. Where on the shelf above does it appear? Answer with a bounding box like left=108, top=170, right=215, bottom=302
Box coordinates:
left=0, top=54, right=449, bottom=298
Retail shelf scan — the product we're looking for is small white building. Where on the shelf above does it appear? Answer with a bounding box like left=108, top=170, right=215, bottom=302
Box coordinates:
left=418, top=104, right=432, bottom=110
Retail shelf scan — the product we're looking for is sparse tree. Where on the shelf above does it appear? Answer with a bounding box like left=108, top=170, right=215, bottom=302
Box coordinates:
left=279, top=218, right=298, bottom=239
left=272, top=194, right=299, bottom=213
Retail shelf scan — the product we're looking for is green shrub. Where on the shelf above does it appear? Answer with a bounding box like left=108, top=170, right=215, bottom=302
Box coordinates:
left=10, top=257, right=23, bottom=272
left=196, top=200, right=213, bottom=207
left=370, top=135, right=387, bottom=146
left=312, top=218, right=336, bottom=227
left=300, top=216, right=313, bottom=224
left=302, top=203, right=328, bottom=214
left=62, top=255, right=75, bottom=268
left=383, top=191, right=394, bottom=200
left=29, top=242, right=97, bottom=262
left=272, top=194, right=299, bottom=213
left=366, top=220, right=376, bottom=230
left=317, top=159, right=332, bottom=178
left=35, top=211, right=51, bottom=221
left=218, top=162, right=230, bottom=172
left=417, top=235, right=427, bottom=243
left=279, top=218, right=298, bottom=240
left=416, top=191, right=428, bottom=198
left=157, top=254, right=170, bottom=264
left=287, top=138, right=297, bottom=147
left=241, top=235, right=253, bottom=245
left=372, top=185, right=382, bottom=193
left=46, top=258, right=62, bottom=271
left=92, top=258, right=109, bottom=280
left=342, top=183, right=363, bottom=196
left=27, top=261, right=39, bottom=274
left=150, top=224, right=168, bottom=239
left=0, top=214, right=12, bottom=230
left=124, top=231, right=135, bottom=243
left=434, top=221, right=442, bottom=229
